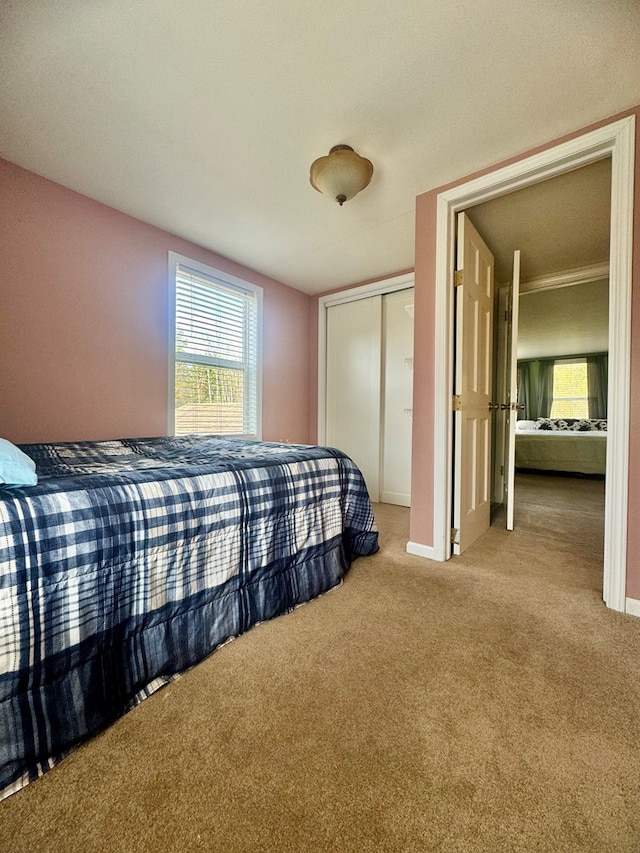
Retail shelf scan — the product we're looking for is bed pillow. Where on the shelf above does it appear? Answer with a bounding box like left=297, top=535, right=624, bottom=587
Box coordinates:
left=0, top=438, right=38, bottom=486
left=516, top=420, right=537, bottom=431
left=535, top=417, right=606, bottom=432
left=536, top=418, right=569, bottom=430
left=568, top=418, right=607, bottom=431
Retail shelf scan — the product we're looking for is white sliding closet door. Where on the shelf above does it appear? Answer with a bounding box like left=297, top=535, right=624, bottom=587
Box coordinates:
left=324, top=286, right=415, bottom=506
left=381, top=290, right=414, bottom=506
left=325, top=296, right=382, bottom=500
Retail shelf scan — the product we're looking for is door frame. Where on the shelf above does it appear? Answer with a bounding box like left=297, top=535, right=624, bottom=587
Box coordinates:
left=317, top=272, right=415, bottom=444
left=432, top=115, right=635, bottom=612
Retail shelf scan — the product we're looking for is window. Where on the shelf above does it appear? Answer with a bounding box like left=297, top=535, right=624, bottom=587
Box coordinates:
left=550, top=359, right=589, bottom=418
left=169, top=253, right=262, bottom=438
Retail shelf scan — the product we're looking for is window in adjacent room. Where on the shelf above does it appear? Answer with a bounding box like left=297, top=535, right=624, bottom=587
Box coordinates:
left=549, top=359, right=589, bottom=418
left=169, top=252, right=262, bottom=438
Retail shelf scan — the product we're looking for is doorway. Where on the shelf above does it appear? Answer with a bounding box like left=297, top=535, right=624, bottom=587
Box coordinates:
left=462, top=158, right=611, bottom=547
left=431, top=116, right=634, bottom=612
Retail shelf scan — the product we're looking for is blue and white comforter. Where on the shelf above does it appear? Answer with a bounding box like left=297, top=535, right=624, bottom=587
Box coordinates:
left=0, top=436, right=378, bottom=800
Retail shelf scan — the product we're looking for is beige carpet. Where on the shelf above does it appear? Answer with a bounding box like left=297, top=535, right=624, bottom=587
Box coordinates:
left=3, top=473, right=640, bottom=852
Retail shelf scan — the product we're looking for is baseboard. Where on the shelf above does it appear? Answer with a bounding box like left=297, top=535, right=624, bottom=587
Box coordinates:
left=625, top=598, right=640, bottom=618
left=380, top=491, right=410, bottom=507
left=406, top=541, right=440, bottom=561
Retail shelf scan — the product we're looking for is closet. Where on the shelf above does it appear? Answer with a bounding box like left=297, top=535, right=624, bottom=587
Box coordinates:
left=323, top=283, right=414, bottom=506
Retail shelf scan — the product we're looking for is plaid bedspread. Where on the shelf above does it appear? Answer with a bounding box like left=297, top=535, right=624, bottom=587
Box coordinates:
left=0, top=436, right=378, bottom=800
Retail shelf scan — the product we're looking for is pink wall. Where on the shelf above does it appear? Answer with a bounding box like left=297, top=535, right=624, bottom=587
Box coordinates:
left=0, top=159, right=312, bottom=445
left=410, top=106, right=640, bottom=597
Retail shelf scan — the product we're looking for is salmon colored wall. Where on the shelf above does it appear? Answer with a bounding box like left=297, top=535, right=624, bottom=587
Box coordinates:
left=410, top=106, right=640, bottom=598
left=0, top=159, right=312, bottom=445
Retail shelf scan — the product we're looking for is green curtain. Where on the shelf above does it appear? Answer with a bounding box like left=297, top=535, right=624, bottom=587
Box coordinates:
left=587, top=354, right=608, bottom=418
left=517, top=362, right=532, bottom=419
left=536, top=360, right=554, bottom=418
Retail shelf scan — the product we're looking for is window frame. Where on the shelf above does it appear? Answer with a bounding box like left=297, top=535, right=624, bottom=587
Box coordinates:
left=549, top=357, right=589, bottom=419
left=168, top=251, right=263, bottom=439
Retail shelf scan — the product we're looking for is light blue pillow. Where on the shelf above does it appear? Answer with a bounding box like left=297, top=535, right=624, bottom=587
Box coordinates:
left=0, top=438, right=38, bottom=486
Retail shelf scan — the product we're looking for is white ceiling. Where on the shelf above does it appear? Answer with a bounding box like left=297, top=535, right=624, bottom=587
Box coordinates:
left=1, top=1, right=638, bottom=294
left=467, top=159, right=611, bottom=284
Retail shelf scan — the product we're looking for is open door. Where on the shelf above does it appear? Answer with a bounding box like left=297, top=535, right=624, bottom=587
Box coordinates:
left=492, top=285, right=510, bottom=507
left=504, top=250, right=521, bottom=530
left=452, top=213, right=495, bottom=554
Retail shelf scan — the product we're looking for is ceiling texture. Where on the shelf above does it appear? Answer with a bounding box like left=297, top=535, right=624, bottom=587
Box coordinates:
left=1, top=1, right=639, bottom=294
left=467, top=159, right=612, bottom=285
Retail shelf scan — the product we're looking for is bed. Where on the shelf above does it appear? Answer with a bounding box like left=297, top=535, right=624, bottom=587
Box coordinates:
left=515, top=418, right=607, bottom=475
left=0, top=435, right=378, bottom=801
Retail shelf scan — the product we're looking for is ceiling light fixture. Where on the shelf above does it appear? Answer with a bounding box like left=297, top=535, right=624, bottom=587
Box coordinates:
left=309, top=144, right=373, bottom=206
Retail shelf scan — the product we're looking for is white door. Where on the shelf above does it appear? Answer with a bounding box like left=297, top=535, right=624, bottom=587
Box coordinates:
left=380, top=289, right=414, bottom=506
left=492, top=285, right=510, bottom=506
left=505, top=250, right=521, bottom=530
left=325, top=296, right=382, bottom=500
left=452, top=212, right=495, bottom=555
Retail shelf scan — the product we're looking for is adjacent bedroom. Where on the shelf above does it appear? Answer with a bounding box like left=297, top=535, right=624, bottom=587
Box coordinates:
left=512, top=276, right=609, bottom=599
left=464, top=158, right=611, bottom=606
left=515, top=279, right=609, bottom=480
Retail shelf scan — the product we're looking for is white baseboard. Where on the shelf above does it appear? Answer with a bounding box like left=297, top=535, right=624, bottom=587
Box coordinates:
left=380, top=491, right=410, bottom=507
left=625, top=598, right=640, bottom=618
left=406, top=541, right=441, bottom=561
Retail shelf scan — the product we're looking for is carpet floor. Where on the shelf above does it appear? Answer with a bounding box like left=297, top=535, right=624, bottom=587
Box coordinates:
left=3, top=473, right=640, bottom=852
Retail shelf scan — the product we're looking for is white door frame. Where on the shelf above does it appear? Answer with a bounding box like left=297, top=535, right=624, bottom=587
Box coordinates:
left=317, top=272, right=415, bottom=444
left=431, top=115, right=635, bottom=613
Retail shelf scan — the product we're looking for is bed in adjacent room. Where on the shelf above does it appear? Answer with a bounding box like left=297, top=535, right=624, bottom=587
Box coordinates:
left=515, top=418, right=607, bottom=475
left=0, top=435, right=378, bottom=801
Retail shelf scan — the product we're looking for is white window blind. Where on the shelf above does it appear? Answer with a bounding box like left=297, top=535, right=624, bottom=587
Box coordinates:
left=550, top=359, right=589, bottom=419
left=172, top=258, right=261, bottom=437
